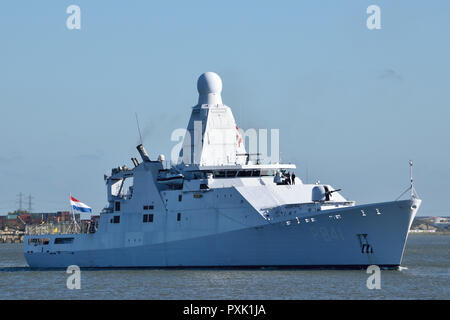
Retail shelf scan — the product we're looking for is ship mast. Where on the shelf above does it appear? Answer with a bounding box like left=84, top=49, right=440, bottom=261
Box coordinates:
left=409, top=160, right=418, bottom=199
left=409, top=160, right=413, bottom=198
left=395, top=160, right=419, bottom=201
left=69, top=192, right=80, bottom=233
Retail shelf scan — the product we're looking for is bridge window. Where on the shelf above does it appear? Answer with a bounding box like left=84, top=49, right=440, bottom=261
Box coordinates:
left=214, top=171, right=225, bottom=178
left=261, top=169, right=275, bottom=176
left=237, top=171, right=252, bottom=177
left=226, top=171, right=237, bottom=177
left=113, top=216, right=120, bottom=223
left=251, top=170, right=261, bottom=177
left=115, top=201, right=120, bottom=212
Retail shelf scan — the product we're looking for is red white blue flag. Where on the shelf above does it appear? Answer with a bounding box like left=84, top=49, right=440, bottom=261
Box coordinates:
left=70, top=196, right=92, bottom=213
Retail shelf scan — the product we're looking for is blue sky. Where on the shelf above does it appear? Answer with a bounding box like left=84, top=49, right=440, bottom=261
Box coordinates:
left=0, top=1, right=449, bottom=216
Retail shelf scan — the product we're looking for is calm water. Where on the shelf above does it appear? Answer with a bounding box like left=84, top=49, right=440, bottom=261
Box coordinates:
left=0, top=234, right=448, bottom=299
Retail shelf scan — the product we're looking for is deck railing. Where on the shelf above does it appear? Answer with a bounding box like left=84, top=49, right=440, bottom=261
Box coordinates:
left=25, top=221, right=97, bottom=235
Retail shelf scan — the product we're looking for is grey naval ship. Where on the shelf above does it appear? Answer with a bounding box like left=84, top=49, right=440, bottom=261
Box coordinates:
left=24, top=72, right=421, bottom=269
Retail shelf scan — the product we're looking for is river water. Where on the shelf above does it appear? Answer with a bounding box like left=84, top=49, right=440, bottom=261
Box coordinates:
left=0, top=234, right=448, bottom=299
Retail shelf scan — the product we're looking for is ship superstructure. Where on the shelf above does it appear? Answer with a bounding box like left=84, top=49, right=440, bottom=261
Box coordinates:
left=24, top=72, right=421, bottom=268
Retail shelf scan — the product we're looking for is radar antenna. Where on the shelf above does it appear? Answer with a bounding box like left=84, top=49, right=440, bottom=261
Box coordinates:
left=135, top=112, right=143, bottom=145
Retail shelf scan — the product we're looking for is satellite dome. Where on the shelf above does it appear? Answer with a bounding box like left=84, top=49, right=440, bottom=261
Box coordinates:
left=197, top=72, right=223, bottom=95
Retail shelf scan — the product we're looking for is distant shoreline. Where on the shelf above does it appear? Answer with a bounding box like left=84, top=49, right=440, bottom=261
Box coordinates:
left=409, top=231, right=450, bottom=235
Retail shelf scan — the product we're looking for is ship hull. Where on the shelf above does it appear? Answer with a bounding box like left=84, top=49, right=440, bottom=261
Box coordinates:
left=24, top=198, right=420, bottom=269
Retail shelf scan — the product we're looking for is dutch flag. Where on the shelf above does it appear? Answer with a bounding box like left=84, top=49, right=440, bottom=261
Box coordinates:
left=70, top=196, right=92, bottom=213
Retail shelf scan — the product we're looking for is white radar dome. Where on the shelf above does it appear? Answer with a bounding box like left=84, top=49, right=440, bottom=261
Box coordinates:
left=197, top=72, right=223, bottom=95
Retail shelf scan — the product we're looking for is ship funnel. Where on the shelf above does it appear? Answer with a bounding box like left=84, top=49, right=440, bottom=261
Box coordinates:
left=136, top=144, right=151, bottom=162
